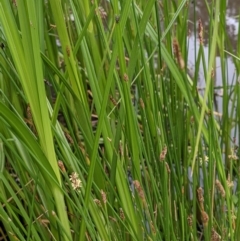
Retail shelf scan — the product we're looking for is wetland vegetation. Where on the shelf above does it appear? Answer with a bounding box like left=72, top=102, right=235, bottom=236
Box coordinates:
left=0, top=0, right=240, bottom=240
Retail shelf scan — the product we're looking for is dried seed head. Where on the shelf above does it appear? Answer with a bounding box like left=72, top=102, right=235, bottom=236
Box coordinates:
left=109, top=216, right=117, bottom=222
left=201, top=210, right=209, bottom=226
left=123, top=73, right=129, bottom=81
left=94, top=199, right=101, bottom=207
left=64, top=131, right=74, bottom=144
left=119, top=208, right=125, bottom=220
left=133, top=180, right=145, bottom=202
left=228, top=149, right=238, bottom=161
left=181, top=186, right=184, bottom=194
left=229, top=154, right=238, bottom=160
left=160, top=145, right=167, bottom=161
left=139, top=98, right=144, bottom=109
left=215, top=179, right=225, bottom=197
left=109, top=96, right=117, bottom=106
left=69, top=172, right=82, bottom=191
left=39, top=218, right=50, bottom=227
left=173, top=38, right=185, bottom=70
left=204, top=155, right=209, bottom=162
left=187, top=215, right=193, bottom=227
left=197, top=187, right=204, bottom=209
left=211, top=228, right=221, bottom=241
left=165, top=162, right=171, bottom=173
left=49, top=24, right=56, bottom=29
left=97, top=6, right=107, bottom=20
left=93, top=198, right=102, bottom=207
left=227, top=174, right=234, bottom=188
left=58, top=161, right=66, bottom=173
left=150, top=221, right=156, bottom=235
left=198, top=19, right=204, bottom=45
left=101, top=190, right=107, bottom=205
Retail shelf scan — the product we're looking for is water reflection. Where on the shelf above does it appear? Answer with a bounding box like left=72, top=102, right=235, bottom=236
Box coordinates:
left=189, top=0, right=240, bottom=49
left=187, top=0, right=240, bottom=144
left=187, top=0, right=240, bottom=101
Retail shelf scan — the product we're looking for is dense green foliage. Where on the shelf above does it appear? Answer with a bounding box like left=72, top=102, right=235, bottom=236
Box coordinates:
left=0, top=0, right=239, bottom=240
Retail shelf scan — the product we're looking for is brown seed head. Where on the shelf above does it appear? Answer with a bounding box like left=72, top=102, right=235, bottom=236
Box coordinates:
left=160, top=145, right=167, bottom=161
left=133, top=180, right=145, bottom=202
left=198, top=19, right=204, bottom=45
left=139, top=98, right=144, bottom=109
left=119, top=208, right=125, bottom=220
left=201, top=210, right=209, bottom=226
left=211, top=228, right=221, bottom=241
left=227, top=174, right=234, bottom=188
left=109, top=96, right=117, bottom=106
left=94, top=199, right=102, bottom=207
left=173, top=38, right=185, bottom=70
left=101, top=190, right=107, bottom=205
left=187, top=215, right=193, bottom=227
left=123, top=73, right=129, bottom=81
left=197, top=187, right=204, bottom=203
left=165, top=162, right=171, bottom=173
left=64, top=131, right=74, bottom=144
left=215, top=179, right=225, bottom=198
left=58, top=161, right=66, bottom=173
left=150, top=221, right=156, bottom=235
left=97, top=6, right=107, bottom=20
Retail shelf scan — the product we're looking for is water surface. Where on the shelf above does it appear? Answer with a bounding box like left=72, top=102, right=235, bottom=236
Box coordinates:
left=187, top=0, right=240, bottom=144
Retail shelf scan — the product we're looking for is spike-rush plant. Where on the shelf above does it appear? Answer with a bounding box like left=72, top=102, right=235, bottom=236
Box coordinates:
left=0, top=0, right=239, bottom=240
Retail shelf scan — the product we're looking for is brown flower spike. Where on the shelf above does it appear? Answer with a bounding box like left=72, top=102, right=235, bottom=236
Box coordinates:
left=133, top=180, right=145, bottom=203
left=173, top=38, right=185, bottom=70
left=100, top=190, right=107, bottom=205
left=160, top=145, right=167, bottom=161
left=198, top=19, right=203, bottom=45
left=215, top=179, right=225, bottom=197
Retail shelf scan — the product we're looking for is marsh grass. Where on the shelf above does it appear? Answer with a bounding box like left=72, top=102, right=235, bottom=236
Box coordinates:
left=0, top=0, right=239, bottom=240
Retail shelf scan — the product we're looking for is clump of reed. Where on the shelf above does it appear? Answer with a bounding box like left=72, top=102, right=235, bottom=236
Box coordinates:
left=0, top=0, right=239, bottom=240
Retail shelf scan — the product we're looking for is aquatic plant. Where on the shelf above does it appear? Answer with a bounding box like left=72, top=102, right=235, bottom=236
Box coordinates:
left=0, top=0, right=239, bottom=240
